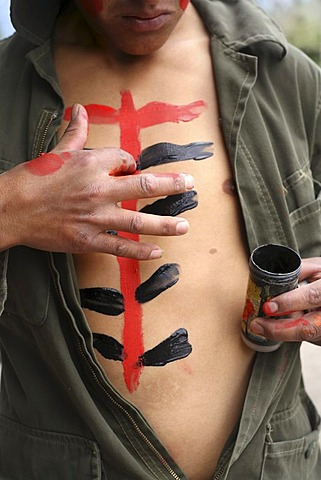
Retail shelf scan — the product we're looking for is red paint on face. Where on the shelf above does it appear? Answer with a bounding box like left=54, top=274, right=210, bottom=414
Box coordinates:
left=67, top=91, right=206, bottom=392
left=180, top=0, right=190, bottom=10
left=77, top=0, right=103, bottom=16
left=25, top=152, right=71, bottom=176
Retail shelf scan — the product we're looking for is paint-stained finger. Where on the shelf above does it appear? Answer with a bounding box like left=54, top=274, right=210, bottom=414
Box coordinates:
left=107, top=172, right=195, bottom=201
left=250, top=310, right=321, bottom=343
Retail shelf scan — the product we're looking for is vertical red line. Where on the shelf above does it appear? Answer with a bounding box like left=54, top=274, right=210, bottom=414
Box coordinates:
left=117, top=91, right=144, bottom=393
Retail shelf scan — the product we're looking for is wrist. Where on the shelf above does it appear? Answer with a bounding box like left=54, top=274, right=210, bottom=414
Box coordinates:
left=0, top=171, right=21, bottom=250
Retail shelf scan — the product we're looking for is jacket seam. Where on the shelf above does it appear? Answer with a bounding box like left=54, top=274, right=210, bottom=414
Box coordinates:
left=290, top=200, right=321, bottom=227
left=228, top=71, right=250, bottom=150
left=238, top=136, right=285, bottom=243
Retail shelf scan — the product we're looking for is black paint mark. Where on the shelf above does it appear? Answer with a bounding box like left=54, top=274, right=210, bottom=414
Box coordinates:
left=138, top=328, right=192, bottom=367
left=106, top=230, right=118, bottom=235
left=92, top=328, right=192, bottom=367
left=135, top=263, right=181, bottom=304
left=93, top=333, right=124, bottom=362
left=80, top=288, right=124, bottom=316
left=140, top=191, right=198, bottom=216
left=138, top=142, right=213, bottom=170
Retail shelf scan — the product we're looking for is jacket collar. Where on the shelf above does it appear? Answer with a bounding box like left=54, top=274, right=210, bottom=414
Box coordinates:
left=193, top=0, right=287, bottom=59
left=10, top=0, right=287, bottom=58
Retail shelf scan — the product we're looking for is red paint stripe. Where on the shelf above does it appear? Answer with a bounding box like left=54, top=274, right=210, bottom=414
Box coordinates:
left=138, top=100, right=206, bottom=128
left=117, top=91, right=144, bottom=392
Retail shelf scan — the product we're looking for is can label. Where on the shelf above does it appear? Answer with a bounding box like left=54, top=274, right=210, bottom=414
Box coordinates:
left=241, top=277, right=280, bottom=350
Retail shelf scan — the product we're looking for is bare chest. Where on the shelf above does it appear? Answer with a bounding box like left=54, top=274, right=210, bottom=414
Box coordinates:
left=55, top=46, right=254, bottom=479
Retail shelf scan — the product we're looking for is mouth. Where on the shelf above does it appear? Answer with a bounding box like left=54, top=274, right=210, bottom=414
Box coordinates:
left=122, top=12, right=172, bottom=32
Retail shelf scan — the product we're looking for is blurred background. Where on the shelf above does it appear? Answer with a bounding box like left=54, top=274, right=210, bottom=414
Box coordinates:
left=0, top=0, right=320, bottom=423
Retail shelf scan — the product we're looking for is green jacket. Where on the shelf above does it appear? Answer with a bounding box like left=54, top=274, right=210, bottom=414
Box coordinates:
left=0, top=1, right=321, bottom=479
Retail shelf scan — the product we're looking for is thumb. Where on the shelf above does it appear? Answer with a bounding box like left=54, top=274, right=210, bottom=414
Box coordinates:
left=54, top=104, right=89, bottom=151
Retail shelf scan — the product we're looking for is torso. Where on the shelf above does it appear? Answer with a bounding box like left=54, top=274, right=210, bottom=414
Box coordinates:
left=54, top=6, right=254, bottom=479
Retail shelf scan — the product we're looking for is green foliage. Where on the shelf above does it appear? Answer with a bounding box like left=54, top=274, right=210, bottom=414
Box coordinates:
left=257, top=0, right=321, bottom=65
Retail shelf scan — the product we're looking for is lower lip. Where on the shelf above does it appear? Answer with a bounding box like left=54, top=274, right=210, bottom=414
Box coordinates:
left=122, top=13, right=170, bottom=32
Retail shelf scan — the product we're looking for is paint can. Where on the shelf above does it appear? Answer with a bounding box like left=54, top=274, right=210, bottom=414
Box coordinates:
left=241, top=244, right=301, bottom=352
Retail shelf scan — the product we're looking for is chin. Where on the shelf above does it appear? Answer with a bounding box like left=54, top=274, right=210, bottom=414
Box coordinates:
left=105, top=36, right=168, bottom=57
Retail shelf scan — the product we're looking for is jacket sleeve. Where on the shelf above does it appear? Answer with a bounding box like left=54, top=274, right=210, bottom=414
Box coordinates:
left=0, top=250, right=8, bottom=316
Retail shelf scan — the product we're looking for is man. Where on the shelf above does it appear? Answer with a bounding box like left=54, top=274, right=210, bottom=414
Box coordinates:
left=0, top=0, right=320, bottom=479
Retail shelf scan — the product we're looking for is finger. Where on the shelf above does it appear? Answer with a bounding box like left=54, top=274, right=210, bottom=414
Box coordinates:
left=99, top=207, right=189, bottom=237
left=53, top=104, right=89, bottom=151
left=299, top=257, right=321, bottom=282
left=108, top=172, right=195, bottom=201
left=250, top=310, right=321, bottom=343
left=84, top=232, right=164, bottom=260
left=262, top=278, right=321, bottom=316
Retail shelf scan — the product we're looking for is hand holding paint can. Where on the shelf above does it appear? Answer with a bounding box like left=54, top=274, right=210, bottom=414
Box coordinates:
left=241, top=244, right=301, bottom=352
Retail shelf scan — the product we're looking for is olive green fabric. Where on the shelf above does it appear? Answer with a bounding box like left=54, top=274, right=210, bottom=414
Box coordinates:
left=0, top=0, right=321, bottom=478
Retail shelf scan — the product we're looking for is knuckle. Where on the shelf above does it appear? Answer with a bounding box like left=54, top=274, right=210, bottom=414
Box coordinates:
left=174, top=174, right=185, bottom=192
left=139, top=174, right=157, bottom=195
left=114, top=238, right=130, bottom=258
left=305, top=286, right=321, bottom=306
left=72, top=230, right=92, bottom=252
left=84, top=182, right=105, bottom=202
left=129, top=213, right=144, bottom=233
left=160, top=219, right=173, bottom=235
left=77, top=149, right=97, bottom=168
left=119, top=148, right=134, bottom=164
left=302, top=323, right=320, bottom=341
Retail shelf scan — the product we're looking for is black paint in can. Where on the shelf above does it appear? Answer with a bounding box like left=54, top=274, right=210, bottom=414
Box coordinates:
left=241, top=244, right=301, bottom=352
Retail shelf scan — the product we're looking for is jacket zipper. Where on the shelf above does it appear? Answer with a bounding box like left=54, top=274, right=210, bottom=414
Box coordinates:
left=37, top=112, right=58, bottom=156
left=48, top=255, right=181, bottom=480
left=213, top=464, right=226, bottom=480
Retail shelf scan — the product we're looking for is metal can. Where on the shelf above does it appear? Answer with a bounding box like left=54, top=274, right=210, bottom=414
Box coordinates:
left=241, top=244, right=301, bottom=352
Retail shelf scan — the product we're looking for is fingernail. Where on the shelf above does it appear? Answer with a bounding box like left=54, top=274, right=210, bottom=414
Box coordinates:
left=71, top=103, right=80, bottom=121
left=183, top=174, right=194, bottom=189
left=149, top=249, right=164, bottom=259
left=250, top=321, right=265, bottom=336
left=263, top=301, right=278, bottom=315
left=176, top=220, right=189, bottom=235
